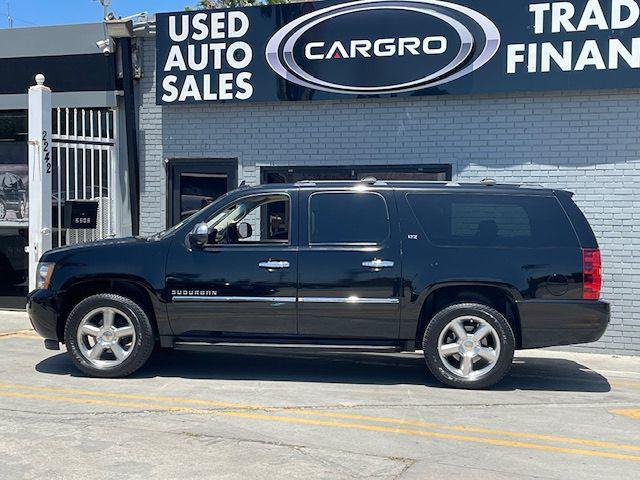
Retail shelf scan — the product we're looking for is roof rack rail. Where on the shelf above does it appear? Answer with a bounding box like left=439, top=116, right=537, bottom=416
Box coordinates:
left=291, top=179, right=546, bottom=189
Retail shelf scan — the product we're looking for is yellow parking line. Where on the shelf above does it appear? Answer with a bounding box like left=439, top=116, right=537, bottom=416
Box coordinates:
left=0, top=383, right=256, bottom=410
left=611, top=380, right=640, bottom=390
left=0, top=330, right=38, bottom=340
left=611, top=409, right=640, bottom=421
left=0, top=390, right=190, bottom=411
left=1, top=382, right=640, bottom=457
left=290, top=409, right=640, bottom=453
left=1, top=390, right=640, bottom=463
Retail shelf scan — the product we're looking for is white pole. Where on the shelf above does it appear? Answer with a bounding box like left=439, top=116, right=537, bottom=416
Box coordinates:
left=28, top=74, right=52, bottom=291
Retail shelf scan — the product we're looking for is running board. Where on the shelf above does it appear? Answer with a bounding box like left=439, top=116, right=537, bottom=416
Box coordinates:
left=173, top=341, right=404, bottom=354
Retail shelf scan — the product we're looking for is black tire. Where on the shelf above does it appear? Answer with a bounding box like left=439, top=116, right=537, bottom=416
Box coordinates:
left=0, top=199, right=6, bottom=219
left=64, top=294, right=155, bottom=378
left=422, top=302, right=515, bottom=389
left=16, top=199, right=25, bottom=219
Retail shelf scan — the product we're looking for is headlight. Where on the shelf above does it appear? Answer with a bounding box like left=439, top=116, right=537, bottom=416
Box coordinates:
left=36, top=263, right=55, bottom=290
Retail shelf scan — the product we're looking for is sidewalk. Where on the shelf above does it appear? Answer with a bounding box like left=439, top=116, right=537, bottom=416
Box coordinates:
left=0, top=310, right=31, bottom=334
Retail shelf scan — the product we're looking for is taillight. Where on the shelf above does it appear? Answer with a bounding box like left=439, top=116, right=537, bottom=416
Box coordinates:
left=582, top=248, right=602, bottom=300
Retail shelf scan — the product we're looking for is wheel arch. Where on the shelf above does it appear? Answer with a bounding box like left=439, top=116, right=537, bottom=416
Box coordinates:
left=414, top=282, right=522, bottom=349
left=57, top=276, right=164, bottom=342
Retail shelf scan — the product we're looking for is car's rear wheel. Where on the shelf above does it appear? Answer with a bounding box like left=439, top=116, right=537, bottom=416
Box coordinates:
left=64, top=294, right=155, bottom=378
left=16, top=199, right=25, bottom=219
left=0, top=199, right=6, bottom=219
left=423, top=302, right=515, bottom=389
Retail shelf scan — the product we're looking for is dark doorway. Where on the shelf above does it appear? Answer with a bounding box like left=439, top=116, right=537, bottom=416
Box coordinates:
left=261, top=164, right=452, bottom=184
left=167, top=159, right=238, bottom=227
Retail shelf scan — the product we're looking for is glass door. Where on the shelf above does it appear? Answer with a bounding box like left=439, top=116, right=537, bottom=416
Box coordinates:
left=0, top=110, right=28, bottom=308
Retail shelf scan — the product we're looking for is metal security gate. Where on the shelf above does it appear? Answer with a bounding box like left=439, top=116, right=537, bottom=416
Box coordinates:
left=51, top=107, right=118, bottom=247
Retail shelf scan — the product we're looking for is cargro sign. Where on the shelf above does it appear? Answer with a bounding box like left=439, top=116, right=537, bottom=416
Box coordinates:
left=156, top=0, right=640, bottom=104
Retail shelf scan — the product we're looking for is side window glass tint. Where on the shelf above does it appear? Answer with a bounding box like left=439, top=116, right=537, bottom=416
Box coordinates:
left=407, top=193, right=578, bottom=248
left=309, top=192, right=389, bottom=244
left=205, top=194, right=290, bottom=245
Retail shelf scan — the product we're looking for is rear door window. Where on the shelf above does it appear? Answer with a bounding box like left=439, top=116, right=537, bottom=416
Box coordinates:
left=407, top=193, right=578, bottom=248
left=309, top=192, right=389, bottom=245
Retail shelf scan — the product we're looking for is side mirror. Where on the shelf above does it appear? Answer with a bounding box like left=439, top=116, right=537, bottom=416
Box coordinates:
left=188, top=222, right=208, bottom=248
left=237, top=222, right=253, bottom=239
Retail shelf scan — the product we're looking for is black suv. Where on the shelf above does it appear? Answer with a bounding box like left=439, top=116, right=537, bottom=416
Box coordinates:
left=28, top=180, right=609, bottom=388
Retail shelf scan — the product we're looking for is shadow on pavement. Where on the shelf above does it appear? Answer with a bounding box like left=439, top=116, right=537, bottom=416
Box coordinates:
left=36, top=346, right=611, bottom=393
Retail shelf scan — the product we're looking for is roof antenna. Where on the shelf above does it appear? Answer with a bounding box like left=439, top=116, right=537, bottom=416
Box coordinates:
left=94, top=0, right=111, bottom=20
left=7, top=2, right=13, bottom=28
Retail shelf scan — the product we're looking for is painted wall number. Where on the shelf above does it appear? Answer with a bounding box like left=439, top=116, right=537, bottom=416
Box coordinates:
left=42, top=130, right=51, bottom=174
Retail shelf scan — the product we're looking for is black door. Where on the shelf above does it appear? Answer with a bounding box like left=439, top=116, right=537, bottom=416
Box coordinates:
left=168, top=159, right=237, bottom=227
left=297, top=189, right=402, bottom=339
left=165, top=190, right=298, bottom=337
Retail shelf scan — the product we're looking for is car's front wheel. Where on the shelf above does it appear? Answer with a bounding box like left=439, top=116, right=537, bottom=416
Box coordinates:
left=64, top=294, right=155, bottom=378
left=423, top=302, right=515, bottom=389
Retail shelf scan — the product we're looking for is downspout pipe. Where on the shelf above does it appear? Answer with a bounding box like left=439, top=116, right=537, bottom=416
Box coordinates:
left=118, top=37, right=140, bottom=236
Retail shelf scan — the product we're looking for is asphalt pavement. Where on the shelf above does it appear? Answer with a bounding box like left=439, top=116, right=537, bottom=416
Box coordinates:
left=0, top=311, right=639, bottom=479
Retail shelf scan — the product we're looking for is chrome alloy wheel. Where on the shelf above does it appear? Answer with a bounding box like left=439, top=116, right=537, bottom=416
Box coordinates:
left=76, top=307, right=136, bottom=369
left=437, top=315, right=501, bottom=380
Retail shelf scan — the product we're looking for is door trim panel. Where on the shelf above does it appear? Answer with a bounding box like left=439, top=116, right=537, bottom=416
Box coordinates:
left=299, top=297, right=399, bottom=304
left=172, top=296, right=296, bottom=303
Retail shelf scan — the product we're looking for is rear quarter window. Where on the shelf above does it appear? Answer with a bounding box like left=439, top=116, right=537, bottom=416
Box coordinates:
left=407, top=193, right=578, bottom=248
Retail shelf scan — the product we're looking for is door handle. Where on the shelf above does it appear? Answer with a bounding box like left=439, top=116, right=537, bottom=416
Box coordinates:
left=259, top=260, right=290, bottom=270
left=362, top=259, right=394, bottom=269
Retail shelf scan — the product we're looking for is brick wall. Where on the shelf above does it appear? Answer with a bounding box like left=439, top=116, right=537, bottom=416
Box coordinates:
left=139, top=37, right=640, bottom=355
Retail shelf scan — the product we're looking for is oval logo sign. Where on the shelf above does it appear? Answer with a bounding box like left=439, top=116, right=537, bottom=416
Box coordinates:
left=265, top=0, right=500, bottom=95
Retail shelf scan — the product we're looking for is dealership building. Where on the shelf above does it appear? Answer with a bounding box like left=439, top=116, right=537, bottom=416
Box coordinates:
left=1, top=0, right=640, bottom=355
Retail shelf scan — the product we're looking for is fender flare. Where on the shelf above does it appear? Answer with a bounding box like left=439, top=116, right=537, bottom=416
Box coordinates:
left=57, top=275, right=172, bottom=339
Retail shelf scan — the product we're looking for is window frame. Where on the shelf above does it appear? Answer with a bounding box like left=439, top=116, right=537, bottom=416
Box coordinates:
left=307, top=191, right=391, bottom=247
left=261, top=164, right=452, bottom=183
left=199, top=192, right=293, bottom=249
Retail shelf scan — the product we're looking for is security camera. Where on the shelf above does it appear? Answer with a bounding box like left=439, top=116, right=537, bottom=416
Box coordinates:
left=96, top=39, right=113, bottom=56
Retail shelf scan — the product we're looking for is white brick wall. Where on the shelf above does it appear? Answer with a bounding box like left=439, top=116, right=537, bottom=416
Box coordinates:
left=139, top=37, right=640, bottom=355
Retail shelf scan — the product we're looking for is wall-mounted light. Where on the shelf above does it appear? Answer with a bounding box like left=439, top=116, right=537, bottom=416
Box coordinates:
left=105, top=18, right=134, bottom=38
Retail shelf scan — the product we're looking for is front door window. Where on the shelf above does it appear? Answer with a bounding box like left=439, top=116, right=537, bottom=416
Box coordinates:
left=205, top=194, right=290, bottom=245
